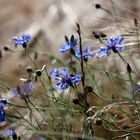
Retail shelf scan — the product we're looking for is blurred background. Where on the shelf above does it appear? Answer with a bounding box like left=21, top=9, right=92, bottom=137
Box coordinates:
left=0, top=0, right=140, bottom=85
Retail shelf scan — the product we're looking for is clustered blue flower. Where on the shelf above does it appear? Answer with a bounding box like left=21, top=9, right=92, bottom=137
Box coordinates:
left=59, top=35, right=96, bottom=62
left=50, top=69, right=81, bottom=91
left=59, top=35, right=125, bottom=61
left=12, top=34, right=31, bottom=47
left=0, top=99, right=8, bottom=122
left=97, top=36, right=125, bottom=58
left=11, top=82, right=35, bottom=97
left=55, top=35, right=125, bottom=91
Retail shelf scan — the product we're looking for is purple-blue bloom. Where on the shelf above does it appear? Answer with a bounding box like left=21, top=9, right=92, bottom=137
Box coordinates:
left=107, top=36, right=125, bottom=52
left=12, top=34, right=31, bottom=47
left=11, top=82, right=35, bottom=97
left=75, top=47, right=96, bottom=61
left=0, top=99, right=8, bottom=122
left=49, top=68, right=59, bottom=77
left=59, top=35, right=77, bottom=53
left=50, top=69, right=81, bottom=91
left=97, top=36, right=125, bottom=58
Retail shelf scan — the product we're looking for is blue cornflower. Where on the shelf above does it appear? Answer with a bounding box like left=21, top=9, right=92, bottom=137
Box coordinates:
left=97, top=36, right=125, bottom=58
left=107, top=36, right=125, bottom=52
left=75, top=47, right=96, bottom=61
left=12, top=34, right=31, bottom=48
left=11, top=82, right=35, bottom=97
left=0, top=99, right=8, bottom=122
left=50, top=69, right=81, bottom=91
left=4, top=128, right=17, bottom=140
left=59, top=35, right=77, bottom=53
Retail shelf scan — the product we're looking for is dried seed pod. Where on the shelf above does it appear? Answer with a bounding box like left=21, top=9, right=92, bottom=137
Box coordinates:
left=95, top=4, right=101, bottom=9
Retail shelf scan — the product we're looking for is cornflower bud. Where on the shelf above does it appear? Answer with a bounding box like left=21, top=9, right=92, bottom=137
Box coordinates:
left=134, top=18, right=138, bottom=26
left=85, top=86, right=93, bottom=93
left=72, top=99, right=79, bottom=105
left=94, top=118, right=102, bottom=125
left=3, top=46, right=10, bottom=51
left=127, top=63, right=132, bottom=73
left=95, top=4, right=101, bottom=9
left=36, top=70, right=42, bottom=76
left=26, top=66, right=33, bottom=74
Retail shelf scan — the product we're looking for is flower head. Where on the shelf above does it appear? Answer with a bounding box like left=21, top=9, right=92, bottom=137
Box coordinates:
left=97, top=36, right=125, bottom=58
left=75, top=47, right=96, bottom=61
left=107, top=36, right=125, bottom=52
left=12, top=34, right=31, bottom=48
left=11, top=82, right=35, bottom=97
left=59, top=35, right=77, bottom=53
left=50, top=69, right=81, bottom=91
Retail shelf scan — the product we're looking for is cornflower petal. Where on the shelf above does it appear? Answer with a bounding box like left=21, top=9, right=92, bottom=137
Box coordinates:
left=49, top=69, right=59, bottom=77
left=22, top=82, right=34, bottom=95
left=55, top=77, right=62, bottom=81
left=11, top=88, right=19, bottom=96
left=55, top=82, right=69, bottom=90
left=4, top=128, right=17, bottom=138
left=12, top=34, right=31, bottom=46
left=97, top=47, right=111, bottom=58
left=11, top=82, right=34, bottom=97
left=58, top=69, right=68, bottom=76
left=70, top=74, right=81, bottom=83
left=115, top=45, right=125, bottom=51
left=59, top=36, right=77, bottom=53
left=49, top=69, right=68, bottom=77
left=75, top=47, right=96, bottom=61
left=115, top=36, right=124, bottom=44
